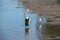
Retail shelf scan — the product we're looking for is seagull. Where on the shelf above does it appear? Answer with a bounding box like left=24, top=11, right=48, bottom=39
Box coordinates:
left=39, top=18, right=42, bottom=21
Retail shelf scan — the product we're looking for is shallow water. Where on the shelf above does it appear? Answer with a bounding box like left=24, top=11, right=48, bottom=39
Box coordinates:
left=0, top=0, right=40, bottom=40
left=0, top=0, right=60, bottom=40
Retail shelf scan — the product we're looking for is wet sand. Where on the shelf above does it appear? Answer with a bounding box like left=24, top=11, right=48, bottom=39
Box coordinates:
left=22, top=0, right=60, bottom=40
left=23, top=0, right=60, bottom=25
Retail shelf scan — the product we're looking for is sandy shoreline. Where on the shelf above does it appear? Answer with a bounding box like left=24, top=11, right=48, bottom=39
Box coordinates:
left=23, top=0, right=60, bottom=25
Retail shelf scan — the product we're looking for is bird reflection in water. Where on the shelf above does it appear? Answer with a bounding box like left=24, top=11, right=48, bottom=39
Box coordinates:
left=25, top=26, right=30, bottom=35
left=25, top=26, right=30, bottom=40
